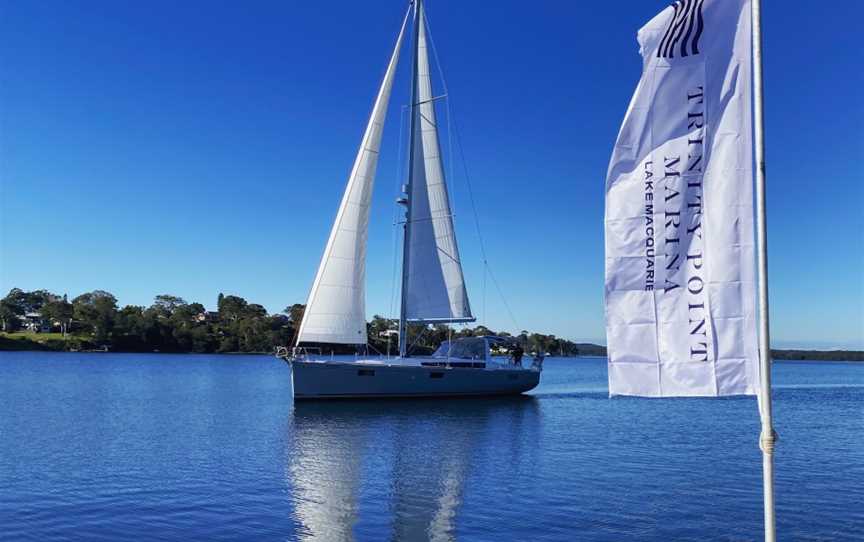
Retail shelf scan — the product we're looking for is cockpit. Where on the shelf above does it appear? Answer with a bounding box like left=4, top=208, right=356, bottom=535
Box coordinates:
left=423, top=336, right=525, bottom=369
left=432, top=337, right=488, bottom=360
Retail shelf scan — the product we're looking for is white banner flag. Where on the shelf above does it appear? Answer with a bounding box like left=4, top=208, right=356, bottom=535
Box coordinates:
left=605, top=0, right=759, bottom=397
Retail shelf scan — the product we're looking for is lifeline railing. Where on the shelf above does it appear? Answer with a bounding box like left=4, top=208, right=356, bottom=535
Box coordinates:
left=275, top=346, right=323, bottom=363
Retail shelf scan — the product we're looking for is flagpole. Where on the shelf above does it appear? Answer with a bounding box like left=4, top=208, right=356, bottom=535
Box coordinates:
left=751, top=0, right=777, bottom=541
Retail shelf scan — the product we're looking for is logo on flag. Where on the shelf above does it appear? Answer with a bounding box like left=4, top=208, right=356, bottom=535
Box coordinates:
left=657, top=0, right=705, bottom=58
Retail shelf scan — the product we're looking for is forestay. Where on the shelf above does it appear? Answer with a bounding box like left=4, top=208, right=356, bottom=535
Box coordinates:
left=403, top=7, right=473, bottom=323
left=297, top=10, right=410, bottom=345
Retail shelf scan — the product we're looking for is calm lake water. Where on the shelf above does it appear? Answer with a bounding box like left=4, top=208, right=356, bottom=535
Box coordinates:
left=0, top=352, right=861, bottom=541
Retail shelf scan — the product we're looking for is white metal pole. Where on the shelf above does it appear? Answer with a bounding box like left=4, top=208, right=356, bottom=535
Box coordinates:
left=752, top=1, right=777, bottom=541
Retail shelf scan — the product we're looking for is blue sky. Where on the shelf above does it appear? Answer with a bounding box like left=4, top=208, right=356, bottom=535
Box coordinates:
left=1, top=1, right=862, bottom=348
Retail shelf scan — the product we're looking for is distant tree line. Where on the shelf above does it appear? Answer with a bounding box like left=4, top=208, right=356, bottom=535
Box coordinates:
left=0, top=288, right=600, bottom=356
left=3, top=288, right=860, bottom=360
left=771, top=349, right=864, bottom=361
left=0, top=288, right=302, bottom=353
left=364, top=315, right=606, bottom=357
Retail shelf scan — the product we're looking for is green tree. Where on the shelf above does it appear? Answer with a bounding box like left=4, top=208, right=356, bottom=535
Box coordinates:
left=23, top=290, right=53, bottom=312
left=72, top=291, right=118, bottom=343
left=6, top=288, right=52, bottom=313
left=283, top=304, right=305, bottom=327
left=218, top=295, right=248, bottom=321
left=41, top=298, right=74, bottom=337
left=218, top=335, right=238, bottom=353
left=268, top=315, right=295, bottom=350
left=170, top=302, right=207, bottom=351
left=113, top=305, right=151, bottom=350
left=187, top=325, right=216, bottom=352
left=0, top=289, right=27, bottom=331
left=171, top=302, right=205, bottom=325
left=244, top=303, right=267, bottom=319
left=152, top=294, right=187, bottom=316
left=474, top=325, right=492, bottom=336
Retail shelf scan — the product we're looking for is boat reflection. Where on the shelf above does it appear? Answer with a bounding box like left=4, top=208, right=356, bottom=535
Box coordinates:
left=285, top=397, right=540, bottom=541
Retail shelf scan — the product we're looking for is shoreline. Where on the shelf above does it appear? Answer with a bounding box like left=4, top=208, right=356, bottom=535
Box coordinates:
left=1, top=341, right=862, bottom=363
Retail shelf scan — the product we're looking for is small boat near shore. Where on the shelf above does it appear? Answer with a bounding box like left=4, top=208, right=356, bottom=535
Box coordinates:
left=278, top=0, right=542, bottom=399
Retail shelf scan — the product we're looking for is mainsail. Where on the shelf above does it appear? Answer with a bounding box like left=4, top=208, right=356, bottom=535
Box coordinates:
left=297, top=10, right=409, bottom=345
left=402, top=6, right=473, bottom=323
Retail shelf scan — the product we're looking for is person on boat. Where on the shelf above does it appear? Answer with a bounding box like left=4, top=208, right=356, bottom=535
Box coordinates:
left=512, top=343, right=524, bottom=367
left=532, top=351, right=545, bottom=367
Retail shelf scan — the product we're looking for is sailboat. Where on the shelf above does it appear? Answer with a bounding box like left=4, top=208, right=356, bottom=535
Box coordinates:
left=278, top=0, right=542, bottom=399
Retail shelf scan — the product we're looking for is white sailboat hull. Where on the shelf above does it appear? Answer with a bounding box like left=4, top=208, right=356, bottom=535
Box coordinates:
left=290, top=359, right=540, bottom=400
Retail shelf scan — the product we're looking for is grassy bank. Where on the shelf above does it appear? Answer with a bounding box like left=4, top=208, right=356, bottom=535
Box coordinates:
left=0, top=332, right=97, bottom=352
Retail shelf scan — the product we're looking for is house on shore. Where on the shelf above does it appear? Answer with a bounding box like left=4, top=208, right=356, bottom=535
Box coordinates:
left=20, top=312, right=50, bottom=333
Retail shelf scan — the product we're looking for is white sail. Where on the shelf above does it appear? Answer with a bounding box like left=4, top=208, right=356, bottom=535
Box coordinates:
left=403, top=8, right=473, bottom=323
left=297, top=11, right=409, bottom=345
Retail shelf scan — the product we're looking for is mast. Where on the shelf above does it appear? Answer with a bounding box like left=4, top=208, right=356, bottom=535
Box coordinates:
left=399, top=0, right=422, bottom=358
left=753, top=0, right=777, bottom=540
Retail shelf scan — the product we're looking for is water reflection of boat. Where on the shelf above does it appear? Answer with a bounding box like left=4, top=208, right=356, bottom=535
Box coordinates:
left=285, top=397, right=540, bottom=541
left=285, top=406, right=366, bottom=541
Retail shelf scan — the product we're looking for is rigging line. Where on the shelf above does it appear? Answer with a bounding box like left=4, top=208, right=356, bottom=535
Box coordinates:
left=367, top=3, right=412, bottom=356
left=445, top=80, right=457, bottom=326
left=450, top=113, right=488, bottom=263
left=366, top=341, right=384, bottom=356
left=424, top=5, right=516, bottom=333
left=422, top=8, right=457, bottom=242
left=423, top=8, right=462, bottom=326
left=423, top=6, right=492, bottom=336
left=398, top=0, right=422, bottom=358
left=423, top=22, right=490, bottom=266
left=385, top=111, right=406, bottom=356
left=487, top=263, right=520, bottom=331
left=482, top=265, right=487, bottom=327
left=407, top=322, right=428, bottom=354
left=392, top=10, right=417, bottom=311
left=421, top=9, right=448, bottom=99
left=389, top=104, right=408, bottom=331
left=449, top=93, right=520, bottom=332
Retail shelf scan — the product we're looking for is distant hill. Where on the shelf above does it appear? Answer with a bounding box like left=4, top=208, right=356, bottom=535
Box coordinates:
left=569, top=343, right=608, bottom=357
left=566, top=344, right=863, bottom=362
left=771, top=349, right=864, bottom=361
